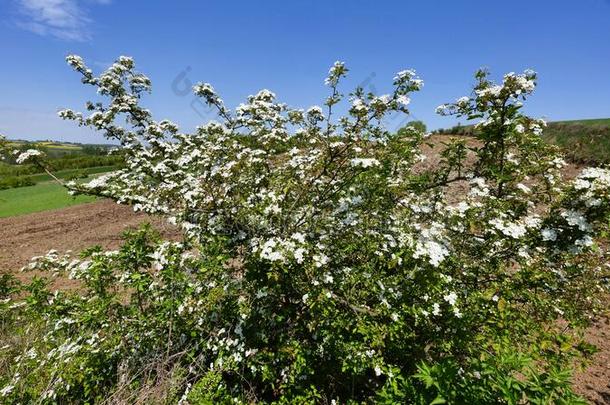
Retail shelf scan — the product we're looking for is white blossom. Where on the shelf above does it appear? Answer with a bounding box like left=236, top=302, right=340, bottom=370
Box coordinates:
left=443, top=292, right=458, bottom=306
left=350, top=158, right=380, bottom=168
left=541, top=228, right=557, bottom=242
left=15, top=149, right=43, bottom=164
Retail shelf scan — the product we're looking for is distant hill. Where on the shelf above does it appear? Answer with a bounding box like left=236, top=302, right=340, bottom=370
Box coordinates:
left=6, top=139, right=118, bottom=158
left=543, top=119, right=610, bottom=164
left=433, top=118, right=610, bottom=165
left=552, top=118, right=610, bottom=127
left=8, top=139, right=118, bottom=148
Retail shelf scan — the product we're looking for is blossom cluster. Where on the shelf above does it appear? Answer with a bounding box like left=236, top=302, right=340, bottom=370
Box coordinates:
left=14, top=149, right=44, bottom=164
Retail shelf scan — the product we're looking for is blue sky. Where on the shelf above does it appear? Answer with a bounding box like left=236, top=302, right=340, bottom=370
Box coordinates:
left=1, top=0, right=609, bottom=143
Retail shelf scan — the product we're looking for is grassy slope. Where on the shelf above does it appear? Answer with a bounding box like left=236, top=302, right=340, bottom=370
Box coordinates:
left=543, top=119, right=610, bottom=164
left=0, top=166, right=119, bottom=217
left=0, top=182, right=97, bottom=218
left=439, top=118, right=610, bottom=164
left=553, top=118, right=610, bottom=127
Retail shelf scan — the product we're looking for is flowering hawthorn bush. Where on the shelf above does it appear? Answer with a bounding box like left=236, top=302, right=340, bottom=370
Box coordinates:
left=1, top=56, right=609, bottom=403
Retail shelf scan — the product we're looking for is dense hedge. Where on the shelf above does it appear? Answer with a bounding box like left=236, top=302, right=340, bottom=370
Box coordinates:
left=0, top=175, right=35, bottom=190
left=0, top=154, right=124, bottom=190
left=0, top=154, right=123, bottom=176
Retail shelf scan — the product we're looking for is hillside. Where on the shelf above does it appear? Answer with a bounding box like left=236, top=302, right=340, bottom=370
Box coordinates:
left=553, top=118, right=610, bottom=127
left=434, top=118, right=610, bottom=165
left=543, top=118, right=610, bottom=164
left=6, top=139, right=118, bottom=158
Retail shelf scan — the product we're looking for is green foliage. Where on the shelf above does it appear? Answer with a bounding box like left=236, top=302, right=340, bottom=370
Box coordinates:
left=2, top=222, right=605, bottom=403
left=0, top=175, right=35, bottom=190
left=0, top=153, right=123, bottom=177
left=0, top=274, right=20, bottom=298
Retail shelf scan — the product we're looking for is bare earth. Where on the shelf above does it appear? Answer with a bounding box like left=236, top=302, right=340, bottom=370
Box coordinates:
left=0, top=139, right=608, bottom=402
left=0, top=200, right=180, bottom=287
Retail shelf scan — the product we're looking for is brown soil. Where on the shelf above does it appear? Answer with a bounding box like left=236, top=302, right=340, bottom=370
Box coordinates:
left=574, top=316, right=610, bottom=404
left=0, top=199, right=180, bottom=288
left=0, top=138, right=608, bottom=402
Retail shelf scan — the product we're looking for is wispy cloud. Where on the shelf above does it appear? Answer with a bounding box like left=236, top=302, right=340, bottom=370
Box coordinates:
left=15, top=0, right=110, bottom=41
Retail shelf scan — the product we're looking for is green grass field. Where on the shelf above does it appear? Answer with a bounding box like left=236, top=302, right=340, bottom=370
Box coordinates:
left=0, top=182, right=98, bottom=218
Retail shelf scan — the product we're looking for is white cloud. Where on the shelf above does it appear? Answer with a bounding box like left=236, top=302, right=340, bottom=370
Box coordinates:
left=15, top=0, right=111, bottom=41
